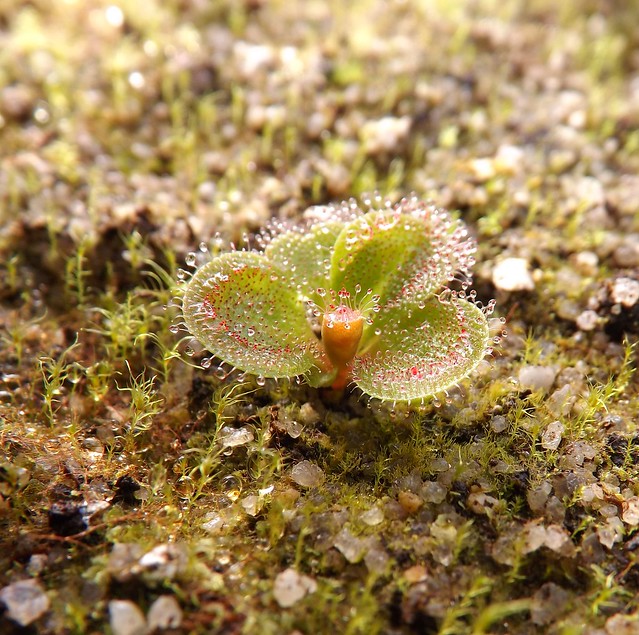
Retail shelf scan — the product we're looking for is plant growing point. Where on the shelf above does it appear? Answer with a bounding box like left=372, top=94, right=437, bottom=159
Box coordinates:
left=180, top=196, right=496, bottom=402
left=321, top=294, right=366, bottom=389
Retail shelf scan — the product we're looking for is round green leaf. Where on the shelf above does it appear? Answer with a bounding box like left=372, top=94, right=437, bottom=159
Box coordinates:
left=182, top=251, right=320, bottom=377
left=330, top=200, right=475, bottom=347
left=352, top=294, right=490, bottom=401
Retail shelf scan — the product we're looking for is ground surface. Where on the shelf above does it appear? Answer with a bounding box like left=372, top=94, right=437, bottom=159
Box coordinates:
left=1, top=1, right=639, bottom=633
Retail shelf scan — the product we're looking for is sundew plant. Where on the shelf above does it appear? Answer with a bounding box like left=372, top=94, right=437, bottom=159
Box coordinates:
left=180, top=196, right=497, bottom=402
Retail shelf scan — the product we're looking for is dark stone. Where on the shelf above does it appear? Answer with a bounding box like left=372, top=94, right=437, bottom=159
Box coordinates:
left=112, top=475, right=141, bottom=506
left=48, top=501, right=88, bottom=536
left=606, top=433, right=639, bottom=467
left=410, top=611, right=438, bottom=634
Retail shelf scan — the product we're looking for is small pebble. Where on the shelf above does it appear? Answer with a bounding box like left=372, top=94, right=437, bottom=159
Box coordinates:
left=299, top=402, right=321, bottom=426
left=467, top=489, right=500, bottom=515
left=233, top=41, right=274, bottom=77
left=573, top=250, right=599, bottom=276
left=27, top=554, right=48, bottom=576
left=544, top=525, right=575, bottom=555
left=218, top=426, right=254, bottom=448
left=576, top=310, right=599, bottom=331
left=527, top=524, right=551, bottom=553
left=283, top=419, right=304, bottom=438
left=541, top=420, right=564, bottom=451
left=108, top=543, right=144, bottom=582
left=291, top=460, right=324, bottom=488
left=333, top=527, right=367, bottom=563
left=360, top=506, right=384, bottom=526
left=622, top=497, right=639, bottom=526
left=610, top=277, right=639, bottom=307
left=147, top=595, right=183, bottom=631
left=273, top=568, right=317, bottom=608
left=398, top=490, right=424, bottom=514
left=523, top=522, right=575, bottom=556
left=581, top=483, right=604, bottom=505
left=574, top=175, right=605, bottom=206
left=359, top=116, right=411, bottom=154
left=547, top=385, right=575, bottom=417
left=403, top=565, right=428, bottom=584
left=556, top=298, right=581, bottom=321
left=531, top=582, right=571, bottom=626
left=527, top=482, right=552, bottom=514
left=468, top=157, right=496, bottom=181
left=0, top=579, right=50, bottom=627
left=0, top=85, right=35, bottom=120
left=613, top=235, right=639, bottom=268
left=429, top=518, right=458, bottom=566
left=241, top=494, right=261, bottom=516
left=398, top=471, right=422, bottom=493
left=490, top=415, right=508, bottom=433
left=494, top=144, right=524, bottom=175
left=605, top=612, right=639, bottom=635
left=545, top=496, right=566, bottom=524
left=565, top=441, right=596, bottom=467
left=201, top=511, right=225, bottom=533
left=137, top=544, right=187, bottom=582
left=518, top=365, right=557, bottom=392
left=383, top=499, right=409, bottom=521
left=492, top=257, right=535, bottom=291
left=109, top=600, right=148, bottom=635
left=421, top=481, right=447, bottom=504
left=430, top=457, right=450, bottom=472
left=364, top=546, right=389, bottom=574
left=596, top=517, right=624, bottom=549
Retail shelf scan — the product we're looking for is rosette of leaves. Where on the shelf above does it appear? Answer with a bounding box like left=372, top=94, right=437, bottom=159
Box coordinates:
left=181, top=196, right=494, bottom=402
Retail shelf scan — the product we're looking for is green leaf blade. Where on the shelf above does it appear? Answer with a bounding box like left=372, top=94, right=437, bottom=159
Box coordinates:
left=352, top=294, right=490, bottom=402
left=182, top=251, right=320, bottom=378
left=331, top=210, right=428, bottom=300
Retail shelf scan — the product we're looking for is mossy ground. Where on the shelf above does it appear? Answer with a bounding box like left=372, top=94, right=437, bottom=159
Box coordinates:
left=1, top=1, right=639, bottom=633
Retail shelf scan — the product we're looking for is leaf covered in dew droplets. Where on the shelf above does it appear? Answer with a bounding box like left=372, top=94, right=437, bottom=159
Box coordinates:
left=180, top=195, right=496, bottom=403
left=182, top=251, right=321, bottom=377
left=353, top=294, right=490, bottom=402
left=331, top=203, right=473, bottom=309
